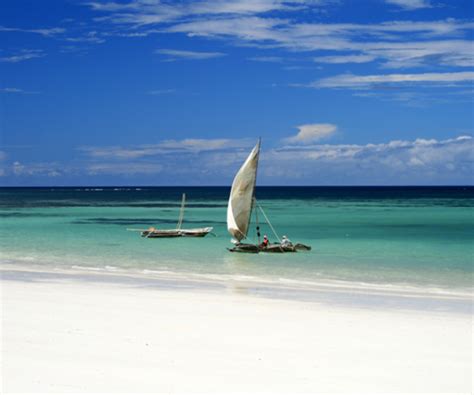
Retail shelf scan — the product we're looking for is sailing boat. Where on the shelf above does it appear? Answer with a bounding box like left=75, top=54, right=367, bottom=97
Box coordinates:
left=131, top=193, right=213, bottom=238
left=227, top=139, right=311, bottom=253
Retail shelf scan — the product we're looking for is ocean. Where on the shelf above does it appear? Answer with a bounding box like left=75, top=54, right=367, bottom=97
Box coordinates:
left=1, top=186, right=473, bottom=294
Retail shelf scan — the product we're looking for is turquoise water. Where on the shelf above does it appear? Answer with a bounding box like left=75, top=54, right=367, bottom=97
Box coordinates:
left=1, top=187, right=473, bottom=291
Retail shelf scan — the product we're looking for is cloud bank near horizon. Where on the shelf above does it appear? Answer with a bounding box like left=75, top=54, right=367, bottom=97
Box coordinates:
left=2, top=134, right=472, bottom=185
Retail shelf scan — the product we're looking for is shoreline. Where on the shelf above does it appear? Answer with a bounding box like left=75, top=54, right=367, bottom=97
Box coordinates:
left=2, top=264, right=472, bottom=393
left=1, top=262, right=472, bottom=315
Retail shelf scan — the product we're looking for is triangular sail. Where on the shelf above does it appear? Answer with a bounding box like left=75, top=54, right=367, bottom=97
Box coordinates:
left=227, top=140, right=260, bottom=241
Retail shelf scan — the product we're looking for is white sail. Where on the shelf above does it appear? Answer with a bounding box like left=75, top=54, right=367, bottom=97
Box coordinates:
left=227, top=140, right=260, bottom=241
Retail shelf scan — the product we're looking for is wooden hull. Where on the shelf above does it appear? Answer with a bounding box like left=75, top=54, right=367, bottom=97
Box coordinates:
left=259, top=243, right=312, bottom=253
left=228, top=242, right=311, bottom=253
left=259, top=244, right=296, bottom=253
left=141, top=230, right=182, bottom=238
left=227, top=243, right=260, bottom=253
left=294, top=243, right=312, bottom=251
left=141, top=227, right=213, bottom=238
left=180, top=227, right=214, bottom=237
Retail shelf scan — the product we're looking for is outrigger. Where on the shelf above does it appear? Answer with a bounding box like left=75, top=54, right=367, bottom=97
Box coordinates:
left=226, top=139, right=311, bottom=253
left=128, top=193, right=213, bottom=238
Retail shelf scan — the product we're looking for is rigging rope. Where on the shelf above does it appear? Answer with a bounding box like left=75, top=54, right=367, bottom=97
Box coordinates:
left=257, top=202, right=281, bottom=243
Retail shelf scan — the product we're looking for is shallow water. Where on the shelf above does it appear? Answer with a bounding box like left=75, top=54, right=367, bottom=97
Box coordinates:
left=1, top=186, right=473, bottom=293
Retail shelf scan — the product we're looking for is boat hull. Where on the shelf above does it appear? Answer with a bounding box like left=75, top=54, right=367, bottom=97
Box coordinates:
left=227, top=243, right=260, bottom=253
left=142, top=227, right=213, bottom=238
left=141, top=230, right=182, bottom=238
left=227, top=242, right=311, bottom=253
left=258, top=243, right=312, bottom=253
left=180, top=227, right=214, bottom=237
left=294, top=243, right=312, bottom=251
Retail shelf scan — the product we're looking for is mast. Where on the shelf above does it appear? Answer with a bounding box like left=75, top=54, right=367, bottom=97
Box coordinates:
left=247, top=138, right=261, bottom=240
left=254, top=197, right=261, bottom=245
left=176, top=193, right=186, bottom=230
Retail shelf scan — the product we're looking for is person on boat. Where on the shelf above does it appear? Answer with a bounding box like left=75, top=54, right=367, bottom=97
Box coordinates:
left=280, top=235, right=292, bottom=247
left=260, top=235, right=269, bottom=248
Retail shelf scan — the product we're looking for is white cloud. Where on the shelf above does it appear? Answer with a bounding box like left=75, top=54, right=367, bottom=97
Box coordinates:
left=385, top=0, right=432, bottom=10
left=284, top=123, right=337, bottom=144
left=358, top=39, right=474, bottom=69
left=6, top=135, right=472, bottom=183
left=0, top=49, right=45, bottom=63
left=263, top=135, right=474, bottom=184
left=310, top=71, right=474, bottom=89
left=89, top=0, right=323, bottom=25
left=65, top=31, right=105, bottom=44
left=0, top=26, right=65, bottom=37
left=314, top=54, right=376, bottom=64
left=165, top=19, right=474, bottom=68
left=248, top=56, right=283, bottom=62
left=85, top=0, right=474, bottom=70
left=1, top=88, right=24, bottom=93
left=148, top=89, right=176, bottom=95
left=87, top=162, right=163, bottom=175
left=12, top=161, right=62, bottom=177
left=0, top=87, right=38, bottom=94
left=74, top=138, right=255, bottom=179
left=80, top=138, right=253, bottom=159
left=157, top=138, right=250, bottom=152
left=190, top=0, right=309, bottom=15
left=155, top=49, right=226, bottom=60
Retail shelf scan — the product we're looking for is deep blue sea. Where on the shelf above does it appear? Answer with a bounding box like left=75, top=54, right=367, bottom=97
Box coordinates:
left=1, top=186, right=473, bottom=293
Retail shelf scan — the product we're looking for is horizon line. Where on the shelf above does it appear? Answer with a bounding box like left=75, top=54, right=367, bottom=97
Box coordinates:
left=1, top=185, right=473, bottom=188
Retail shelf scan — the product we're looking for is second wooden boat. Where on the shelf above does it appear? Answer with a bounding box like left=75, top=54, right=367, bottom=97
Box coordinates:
left=129, top=193, right=214, bottom=238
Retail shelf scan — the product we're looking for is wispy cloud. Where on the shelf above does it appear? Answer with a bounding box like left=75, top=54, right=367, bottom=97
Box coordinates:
left=80, top=138, right=253, bottom=159
left=64, top=31, right=105, bottom=44
left=0, top=26, right=65, bottom=37
left=309, top=71, right=474, bottom=89
left=148, top=89, right=176, bottom=95
left=284, top=123, right=337, bottom=144
left=385, top=0, right=433, bottom=10
left=0, top=49, right=45, bottom=63
left=314, top=54, right=376, bottom=64
left=84, top=0, right=474, bottom=70
left=76, top=137, right=255, bottom=178
left=163, top=19, right=474, bottom=68
left=87, top=162, right=163, bottom=175
left=155, top=48, right=226, bottom=60
left=12, top=161, right=63, bottom=177
left=0, top=87, right=38, bottom=94
left=157, top=138, right=250, bottom=152
left=247, top=56, right=283, bottom=62
left=88, top=0, right=322, bottom=25
left=1, top=88, right=25, bottom=93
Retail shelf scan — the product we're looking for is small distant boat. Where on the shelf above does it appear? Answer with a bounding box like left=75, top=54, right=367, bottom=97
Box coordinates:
left=227, top=139, right=311, bottom=253
left=129, top=193, right=213, bottom=238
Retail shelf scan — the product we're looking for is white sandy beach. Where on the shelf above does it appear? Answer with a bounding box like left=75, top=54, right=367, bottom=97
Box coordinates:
left=1, top=267, right=472, bottom=393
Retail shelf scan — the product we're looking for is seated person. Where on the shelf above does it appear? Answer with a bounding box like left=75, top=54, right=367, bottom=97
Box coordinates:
left=280, top=235, right=292, bottom=247
left=260, top=235, right=269, bottom=248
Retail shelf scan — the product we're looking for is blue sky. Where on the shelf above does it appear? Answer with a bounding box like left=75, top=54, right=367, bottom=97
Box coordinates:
left=1, top=0, right=473, bottom=186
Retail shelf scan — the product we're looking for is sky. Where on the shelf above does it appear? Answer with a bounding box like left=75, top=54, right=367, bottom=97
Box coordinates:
left=0, top=0, right=473, bottom=186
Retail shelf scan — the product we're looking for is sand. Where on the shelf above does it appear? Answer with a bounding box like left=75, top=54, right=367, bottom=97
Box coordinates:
left=1, top=267, right=472, bottom=393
